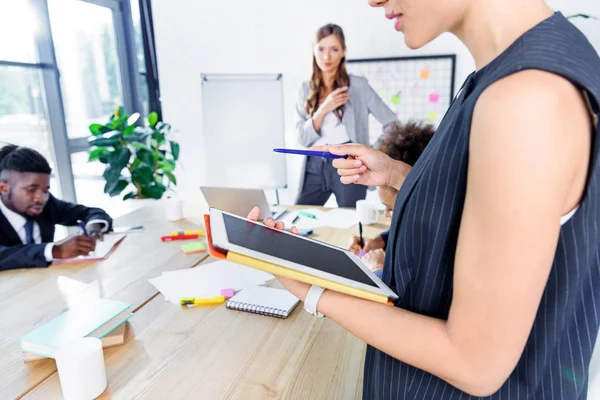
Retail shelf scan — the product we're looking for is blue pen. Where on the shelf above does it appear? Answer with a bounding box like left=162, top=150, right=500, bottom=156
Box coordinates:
left=77, top=220, right=89, bottom=237
left=273, top=148, right=348, bottom=159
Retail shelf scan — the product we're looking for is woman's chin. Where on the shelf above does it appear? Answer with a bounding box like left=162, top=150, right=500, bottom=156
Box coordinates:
left=318, top=65, right=339, bottom=74
left=404, top=35, right=426, bottom=50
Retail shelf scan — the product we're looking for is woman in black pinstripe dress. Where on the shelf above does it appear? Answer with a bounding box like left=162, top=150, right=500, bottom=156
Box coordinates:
left=249, top=0, right=600, bottom=398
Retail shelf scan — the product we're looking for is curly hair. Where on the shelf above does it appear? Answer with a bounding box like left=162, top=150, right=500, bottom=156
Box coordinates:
left=375, top=121, right=435, bottom=167
left=305, top=24, right=350, bottom=122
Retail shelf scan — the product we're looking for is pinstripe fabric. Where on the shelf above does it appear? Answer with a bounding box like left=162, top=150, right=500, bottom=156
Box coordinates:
left=364, top=13, right=600, bottom=400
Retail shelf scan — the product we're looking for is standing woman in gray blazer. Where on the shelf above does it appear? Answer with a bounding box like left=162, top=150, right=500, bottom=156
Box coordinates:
left=295, top=23, right=398, bottom=207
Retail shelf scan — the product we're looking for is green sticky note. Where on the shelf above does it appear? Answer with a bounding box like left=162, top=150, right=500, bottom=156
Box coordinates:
left=390, top=94, right=401, bottom=105
left=427, top=111, right=437, bottom=122
left=181, top=241, right=206, bottom=254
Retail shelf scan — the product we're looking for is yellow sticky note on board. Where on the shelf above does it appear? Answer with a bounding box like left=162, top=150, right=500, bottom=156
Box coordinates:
left=420, top=68, right=430, bottom=79
left=427, top=111, right=437, bottom=122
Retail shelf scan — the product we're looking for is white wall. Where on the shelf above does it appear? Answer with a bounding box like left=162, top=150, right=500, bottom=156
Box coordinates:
left=152, top=0, right=600, bottom=210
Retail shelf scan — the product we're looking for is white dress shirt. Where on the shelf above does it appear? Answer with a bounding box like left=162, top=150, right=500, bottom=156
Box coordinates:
left=0, top=198, right=54, bottom=261
left=313, top=111, right=351, bottom=146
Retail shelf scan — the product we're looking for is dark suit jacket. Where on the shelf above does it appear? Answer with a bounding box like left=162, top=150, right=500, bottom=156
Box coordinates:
left=0, top=194, right=112, bottom=271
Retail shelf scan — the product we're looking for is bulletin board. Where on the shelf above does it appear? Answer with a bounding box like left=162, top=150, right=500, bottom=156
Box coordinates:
left=347, top=54, right=456, bottom=140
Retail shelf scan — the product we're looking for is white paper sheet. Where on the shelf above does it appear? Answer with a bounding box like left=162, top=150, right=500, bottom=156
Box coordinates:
left=149, top=260, right=274, bottom=304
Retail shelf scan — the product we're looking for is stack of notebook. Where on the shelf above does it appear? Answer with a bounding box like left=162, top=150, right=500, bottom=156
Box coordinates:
left=20, top=298, right=132, bottom=361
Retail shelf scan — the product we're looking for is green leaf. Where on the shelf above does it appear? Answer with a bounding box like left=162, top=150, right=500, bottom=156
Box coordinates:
left=130, top=142, right=150, bottom=151
left=104, top=179, right=129, bottom=197
left=127, top=112, right=140, bottom=126
left=123, top=191, right=136, bottom=200
left=136, top=148, right=154, bottom=167
left=123, top=123, right=136, bottom=135
left=140, top=183, right=166, bottom=199
left=109, top=147, right=131, bottom=171
left=165, top=171, right=177, bottom=185
left=170, top=141, right=180, bottom=161
left=148, top=112, right=159, bottom=128
left=153, top=131, right=165, bottom=146
left=124, top=132, right=150, bottom=144
left=88, top=147, right=108, bottom=162
left=88, top=136, right=119, bottom=148
left=89, top=123, right=109, bottom=136
left=98, top=150, right=113, bottom=164
left=109, top=115, right=128, bottom=130
left=131, top=166, right=154, bottom=186
left=158, top=159, right=175, bottom=172
left=103, top=165, right=122, bottom=182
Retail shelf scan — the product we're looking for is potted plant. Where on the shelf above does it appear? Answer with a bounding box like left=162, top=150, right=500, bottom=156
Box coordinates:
left=87, top=106, right=180, bottom=200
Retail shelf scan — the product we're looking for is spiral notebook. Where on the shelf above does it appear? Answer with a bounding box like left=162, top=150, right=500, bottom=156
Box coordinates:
left=226, top=286, right=300, bottom=319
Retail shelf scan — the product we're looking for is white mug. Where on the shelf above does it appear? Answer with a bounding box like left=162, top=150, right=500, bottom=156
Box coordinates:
left=55, top=337, right=107, bottom=400
left=166, top=198, right=183, bottom=221
left=356, top=200, right=380, bottom=225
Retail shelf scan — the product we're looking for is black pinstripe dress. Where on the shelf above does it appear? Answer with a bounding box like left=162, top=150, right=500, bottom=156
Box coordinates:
left=364, top=12, right=600, bottom=400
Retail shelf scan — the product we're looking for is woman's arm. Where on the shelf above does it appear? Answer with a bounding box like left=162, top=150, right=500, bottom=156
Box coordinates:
left=295, top=84, right=321, bottom=147
left=282, top=70, right=592, bottom=397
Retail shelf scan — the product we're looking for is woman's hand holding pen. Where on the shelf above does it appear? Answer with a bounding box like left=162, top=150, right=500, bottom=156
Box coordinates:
left=247, top=207, right=311, bottom=301
left=312, top=143, right=412, bottom=190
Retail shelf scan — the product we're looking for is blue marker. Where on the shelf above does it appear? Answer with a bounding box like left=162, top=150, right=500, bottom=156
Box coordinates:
left=77, top=220, right=89, bottom=237
left=273, top=148, right=348, bottom=159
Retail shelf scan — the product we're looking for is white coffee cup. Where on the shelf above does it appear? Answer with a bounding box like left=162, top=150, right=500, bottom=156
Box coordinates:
left=356, top=200, right=380, bottom=225
left=166, top=198, right=183, bottom=221
left=55, top=337, right=107, bottom=400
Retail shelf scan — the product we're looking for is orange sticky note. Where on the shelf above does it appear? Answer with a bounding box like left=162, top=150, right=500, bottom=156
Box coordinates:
left=420, top=68, right=430, bottom=79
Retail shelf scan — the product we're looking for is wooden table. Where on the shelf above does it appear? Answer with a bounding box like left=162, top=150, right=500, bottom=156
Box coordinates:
left=0, top=205, right=208, bottom=399
left=16, top=207, right=390, bottom=399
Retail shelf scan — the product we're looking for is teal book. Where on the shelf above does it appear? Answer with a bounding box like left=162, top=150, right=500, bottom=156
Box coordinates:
left=20, top=298, right=132, bottom=358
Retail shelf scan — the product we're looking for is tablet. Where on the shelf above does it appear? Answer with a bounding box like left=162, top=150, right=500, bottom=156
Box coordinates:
left=209, top=208, right=398, bottom=301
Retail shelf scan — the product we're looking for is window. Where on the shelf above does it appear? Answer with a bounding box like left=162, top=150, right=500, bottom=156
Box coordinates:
left=0, top=1, right=38, bottom=63
left=49, top=0, right=124, bottom=139
left=0, top=0, right=160, bottom=211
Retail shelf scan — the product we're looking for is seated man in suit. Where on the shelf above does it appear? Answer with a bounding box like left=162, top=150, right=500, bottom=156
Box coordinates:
left=0, top=145, right=113, bottom=271
left=347, top=121, right=435, bottom=277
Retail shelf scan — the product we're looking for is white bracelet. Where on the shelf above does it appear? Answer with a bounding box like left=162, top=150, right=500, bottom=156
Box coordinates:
left=304, top=285, right=325, bottom=318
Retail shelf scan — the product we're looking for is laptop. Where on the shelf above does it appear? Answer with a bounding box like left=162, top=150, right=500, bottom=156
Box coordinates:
left=200, top=186, right=287, bottom=221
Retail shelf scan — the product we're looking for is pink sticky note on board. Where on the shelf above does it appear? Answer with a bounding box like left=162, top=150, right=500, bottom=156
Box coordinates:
left=429, top=93, right=440, bottom=103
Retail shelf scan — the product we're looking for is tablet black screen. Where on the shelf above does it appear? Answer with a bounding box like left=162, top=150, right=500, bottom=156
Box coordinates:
left=223, top=213, right=377, bottom=287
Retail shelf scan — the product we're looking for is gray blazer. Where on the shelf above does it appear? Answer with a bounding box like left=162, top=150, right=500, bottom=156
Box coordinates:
left=295, top=74, right=397, bottom=196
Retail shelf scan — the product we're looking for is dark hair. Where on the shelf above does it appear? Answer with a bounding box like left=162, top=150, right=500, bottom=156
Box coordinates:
left=0, top=145, right=52, bottom=176
left=305, top=23, right=350, bottom=121
left=375, top=121, right=435, bottom=167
